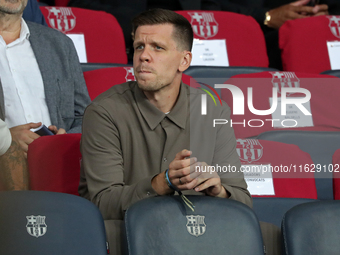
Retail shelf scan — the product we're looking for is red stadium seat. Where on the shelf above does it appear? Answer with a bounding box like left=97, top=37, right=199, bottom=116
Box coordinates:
left=83, top=67, right=197, bottom=100
left=27, top=134, right=82, bottom=195
left=332, top=149, right=340, bottom=199
left=280, top=15, right=340, bottom=73
left=176, top=10, right=268, bottom=67
left=221, top=71, right=340, bottom=138
left=237, top=139, right=317, bottom=199
left=84, top=67, right=134, bottom=100
left=40, top=6, right=127, bottom=64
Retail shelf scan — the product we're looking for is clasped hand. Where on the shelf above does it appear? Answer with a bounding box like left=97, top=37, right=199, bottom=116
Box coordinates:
left=152, top=149, right=228, bottom=198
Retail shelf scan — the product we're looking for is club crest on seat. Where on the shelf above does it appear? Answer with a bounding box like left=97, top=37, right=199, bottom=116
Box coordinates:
left=189, top=12, right=218, bottom=39
left=46, top=7, right=76, bottom=33
left=26, top=215, right=47, bottom=238
left=186, top=215, right=206, bottom=237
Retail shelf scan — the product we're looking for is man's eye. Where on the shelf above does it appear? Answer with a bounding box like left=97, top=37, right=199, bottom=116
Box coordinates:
left=135, top=45, right=144, bottom=50
left=155, top=46, right=163, bottom=50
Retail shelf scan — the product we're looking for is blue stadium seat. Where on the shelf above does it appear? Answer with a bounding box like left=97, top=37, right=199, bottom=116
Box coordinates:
left=124, top=196, right=264, bottom=255
left=252, top=197, right=316, bottom=227
left=0, top=191, right=108, bottom=255
left=81, top=62, right=131, bottom=72
left=321, top=69, right=340, bottom=79
left=282, top=200, right=340, bottom=255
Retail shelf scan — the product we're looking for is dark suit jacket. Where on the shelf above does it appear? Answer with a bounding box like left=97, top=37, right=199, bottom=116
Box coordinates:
left=0, top=21, right=91, bottom=133
left=23, top=0, right=47, bottom=26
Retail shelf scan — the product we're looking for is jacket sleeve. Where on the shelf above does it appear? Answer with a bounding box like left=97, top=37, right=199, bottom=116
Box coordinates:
left=65, top=37, right=91, bottom=134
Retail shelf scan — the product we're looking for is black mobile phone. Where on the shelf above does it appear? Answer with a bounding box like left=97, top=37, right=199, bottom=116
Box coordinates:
left=34, top=124, right=55, bottom=136
left=307, top=0, right=320, bottom=7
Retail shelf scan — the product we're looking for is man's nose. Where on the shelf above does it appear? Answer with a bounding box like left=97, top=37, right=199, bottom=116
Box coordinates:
left=139, top=47, right=151, bottom=62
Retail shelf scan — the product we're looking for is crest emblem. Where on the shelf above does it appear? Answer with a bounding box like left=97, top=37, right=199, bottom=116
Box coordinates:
left=236, top=139, right=263, bottom=163
left=189, top=12, right=218, bottom=39
left=186, top=215, right=206, bottom=237
left=26, top=215, right=47, bottom=238
left=270, top=72, right=300, bottom=95
left=328, top=16, right=340, bottom=38
left=124, top=67, right=135, bottom=82
left=47, top=7, right=76, bottom=33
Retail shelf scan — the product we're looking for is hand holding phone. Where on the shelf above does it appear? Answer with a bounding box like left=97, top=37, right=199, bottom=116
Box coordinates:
left=34, top=124, right=55, bottom=136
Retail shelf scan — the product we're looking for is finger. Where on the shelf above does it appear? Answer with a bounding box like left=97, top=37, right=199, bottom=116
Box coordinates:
left=313, top=11, right=328, bottom=16
left=194, top=176, right=210, bottom=189
left=288, top=11, right=310, bottom=20
left=28, top=132, right=40, bottom=143
left=169, top=160, right=199, bottom=178
left=177, top=177, right=199, bottom=190
left=19, top=140, right=29, bottom=153
left=290, top=0, right=310, bottom=7
left=194, top=177, right=220, bottom=192
left=24, top=135, right=38, bottom=145
left=178, top=165, right=204, bottom=184
left=314, top=4, right=328, bottom=13
left=191, top=165, right=221, bottom=187
left=48, top=125, right=58, bottom=134
left=56, top=128, right=67, bottom=135
left=174, top=149, right=192, bottom=160
left=293, top=5, right=316, bottom=14
left=170, top=157, right=197, bottom=172
left=25, top=122, right=42, bottom=129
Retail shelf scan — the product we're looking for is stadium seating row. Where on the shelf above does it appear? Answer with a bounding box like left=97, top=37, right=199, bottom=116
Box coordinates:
left=37, top=6, right=340, bottom=74
left=26, top=131, right=340, bottom=223
left=27, top=66, right=340, bottom=201
left=1, top=191, right=340, bottom=255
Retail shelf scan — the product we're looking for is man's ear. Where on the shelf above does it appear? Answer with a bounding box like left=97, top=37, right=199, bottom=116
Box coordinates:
left=179, top=51, right=192, bottom=72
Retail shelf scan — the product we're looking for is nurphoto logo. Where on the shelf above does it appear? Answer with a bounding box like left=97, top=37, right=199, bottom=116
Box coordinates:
left=200, top=83, right=312, bottom=128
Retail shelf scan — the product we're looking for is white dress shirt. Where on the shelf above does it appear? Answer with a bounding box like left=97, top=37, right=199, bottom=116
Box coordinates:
left=0, top=18, right=51, bottom=128
left=0, top=119, right=11, bottom=156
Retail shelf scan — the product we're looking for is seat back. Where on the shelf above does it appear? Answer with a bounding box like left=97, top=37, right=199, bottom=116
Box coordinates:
left=279, top=15, right=340, bottom=73
left=252, top=197, right=316, bottom=227
left=321, top=69, right=340, bottom=78
left=176, top=11, right=268, bottom=67
left=27, top=134, right=82, bottom=195
left=124, top=196, right=264, bottom=255
left=81, top=63, right=131, bottom=72
left=221, top=71, right=340, bottom=138
left=257, top=130, right=340, bottom=200
left=184, top=66, right=277, bottom=78
left=236, top=139, right=317, bottom=199
left=40, top=6, right=127, bottom=64
left=0, top=191, right=107, bottom=255
left=282, top=201, right=340, bottom=255
left=84, top=67, right=135, bottom=100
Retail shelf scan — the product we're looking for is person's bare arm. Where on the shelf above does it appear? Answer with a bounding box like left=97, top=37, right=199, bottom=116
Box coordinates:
left=266, top=0, right=328, bottom=29
left=10, top=122, right=41, bottom=156
left=0, top=138, right=29, bottom=190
